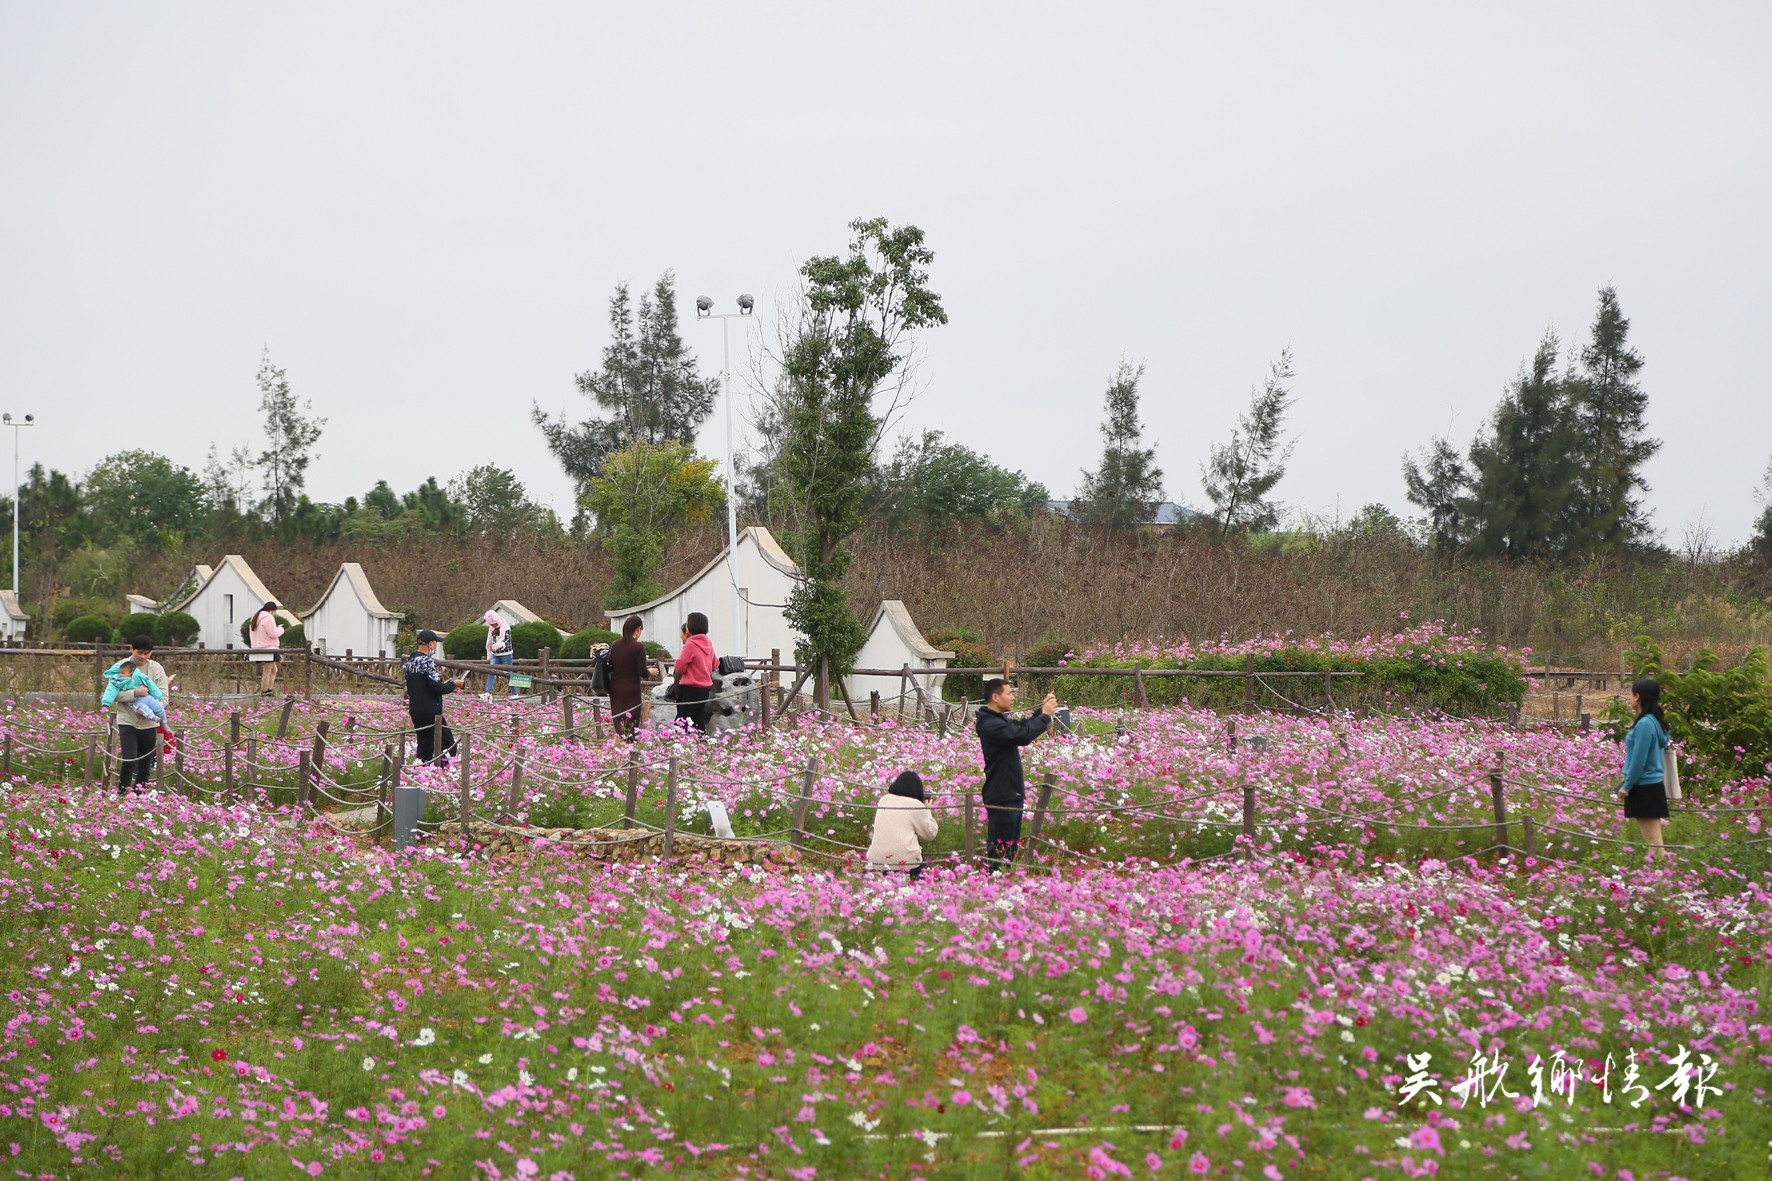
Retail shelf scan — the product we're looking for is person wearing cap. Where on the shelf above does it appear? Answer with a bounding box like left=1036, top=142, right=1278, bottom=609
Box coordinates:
left=866, top=771, right=940, bottom=883
left=247, top=601, right=285, bottom=696
left=405, top=629, right=466, bottom=766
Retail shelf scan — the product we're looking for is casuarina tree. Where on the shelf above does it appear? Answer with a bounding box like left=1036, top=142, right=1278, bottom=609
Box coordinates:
left=1202, top=348, right=1296, bottom=537
left=1566, top=286, right=1658, bottom=549
left=1401, top=436, right=1471, bottom=552
left=534, top=272, right=718, bottom=492
left=1460, top=332, right=1580, bottom=558
left=1075, top=361, right=1163, bottom=531
left=770, top=217, right=947, bottom=708
left=254, top=347, right=325, bottom=528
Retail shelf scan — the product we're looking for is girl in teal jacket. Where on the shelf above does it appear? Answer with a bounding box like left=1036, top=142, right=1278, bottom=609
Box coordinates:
left=1616, top=677, right=1670, bottom=847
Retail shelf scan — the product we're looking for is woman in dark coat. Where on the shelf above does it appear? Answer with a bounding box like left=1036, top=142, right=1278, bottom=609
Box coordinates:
left=607, top=615, right=653, bottom=739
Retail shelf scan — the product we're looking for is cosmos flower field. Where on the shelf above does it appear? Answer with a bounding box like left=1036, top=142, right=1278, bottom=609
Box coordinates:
left=0, top=691, right=1766, bottom=1179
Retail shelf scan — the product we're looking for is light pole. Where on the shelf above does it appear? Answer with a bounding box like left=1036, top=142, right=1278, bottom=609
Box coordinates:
left=695, top=294, right=755, bottom=659
left=1, top=413, right=33, bottom=596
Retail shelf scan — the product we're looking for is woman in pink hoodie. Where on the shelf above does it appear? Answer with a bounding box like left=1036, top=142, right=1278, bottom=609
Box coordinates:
left=247, top=602, right=285, bottom=696
left=673, top=612, right=717, bottom=733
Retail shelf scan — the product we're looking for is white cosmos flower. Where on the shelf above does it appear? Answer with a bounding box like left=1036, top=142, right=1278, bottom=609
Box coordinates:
left=361, top=1056, right=376, bottom=1071
left=411, top=1027, right=436, bottom=1046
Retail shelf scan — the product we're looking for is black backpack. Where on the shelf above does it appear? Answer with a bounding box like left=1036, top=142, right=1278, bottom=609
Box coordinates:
left=590, top=645, right=612, bottom=692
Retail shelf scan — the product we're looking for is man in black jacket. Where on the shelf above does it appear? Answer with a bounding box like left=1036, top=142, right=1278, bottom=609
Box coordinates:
left=975, top=678, right=1057, bottom=871
left=405, top=630, right=466, bottom=766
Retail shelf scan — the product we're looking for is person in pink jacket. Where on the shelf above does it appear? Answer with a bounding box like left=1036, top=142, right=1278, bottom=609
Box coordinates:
left=867, top=771, right=939, bottom=882
left=247, top=602, right=285, bottom=696
left=672, top=612, right=717, bottom=733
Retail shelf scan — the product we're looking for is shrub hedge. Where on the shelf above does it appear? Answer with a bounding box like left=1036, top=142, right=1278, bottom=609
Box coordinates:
left=115, top=616, right=160, bottom=645
left=63, top=615, right=115, bottom=644
left=155, top=612, right=200, bottom=647
left=443, top=624, right=487, bottom=661
left=511, top=621, right=564, bottom=661
left=559, top=628, right=620, bottom=660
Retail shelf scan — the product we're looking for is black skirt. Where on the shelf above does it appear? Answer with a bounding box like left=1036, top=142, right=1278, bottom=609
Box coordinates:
left=1623, top=780, right=1670, bottom=820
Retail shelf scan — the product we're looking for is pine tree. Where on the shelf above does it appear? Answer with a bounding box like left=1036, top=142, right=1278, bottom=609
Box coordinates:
left=1201, top=349, right=1295, bottom=537
left=1401, top=436, right=1470, bottom=551
left=1751, top=457, right=1772, bottom=559
left=1075, top=362, right=1163, bottom=531
left=1567, top=286, right=1658, bottom=548
left=253, top=347, right=325, bottom=527
left=1461, top=333, right=1579, bottom=557
left=534, top=272, right=718, bottom=486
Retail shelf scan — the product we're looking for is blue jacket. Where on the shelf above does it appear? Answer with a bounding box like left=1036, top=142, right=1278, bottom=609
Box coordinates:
left=1621, top=713, right=1668, bottom=789
left=100, top=660, right=165, bottom=708
left=975, top=706, right=1051, bottom=806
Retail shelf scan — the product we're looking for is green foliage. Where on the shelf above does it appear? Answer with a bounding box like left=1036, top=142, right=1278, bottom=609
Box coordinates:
left=1616, top=638, right=1771, bottom=782
left=448, top=466, right=554, bottom=537
left=1055, top=647, right=1527, bottom=714
left=1402, top=437, right=1469, bottom=551
left=1202, top=348, right=1294, bottom=536
left=642, top=640, right=671, bottom=660
left=53, top=598, right=116, bottom=631
left=443, top=624, right=487, bottom=661
left=1463, top=333, right=1580, bottom=557
left=384, top=605, right=420, bottom=631
left=534, top=272, right=718, bottom=488
left=280, top=621, right=305, bottom=649
left=1019, top=638, right=1076, bottom=698
left=114, top=616, right=159, bottom=644
left=872, top=430, right=1048, bottom=532
left=83, top=451, right=204, bottom=545
left=928, top=627, right=995, bottom=702
left=1076, top=361, right=1164, bottom=530
left=155, top=611, right=200, bottom=647
left=1567, top=286, right=1658, bottom=549
left=511, top=621, right=564, bottom=661
left=582, top=440, right=723, bottom=611
left=774, top=218, right=947, bottom=694
left=559, top=627, right=620, bottom=660
left=62, top=614, right=114, bottom=644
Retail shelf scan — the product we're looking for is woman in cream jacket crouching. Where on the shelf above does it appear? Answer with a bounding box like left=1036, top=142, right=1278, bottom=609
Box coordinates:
left=867, top=771, right=939, bottom=882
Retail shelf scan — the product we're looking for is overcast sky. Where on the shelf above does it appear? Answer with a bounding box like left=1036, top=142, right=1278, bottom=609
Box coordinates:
left=3, top=3, right=1768, bottom=545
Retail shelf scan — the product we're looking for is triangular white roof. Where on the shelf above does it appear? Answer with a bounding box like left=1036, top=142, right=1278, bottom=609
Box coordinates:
left=126, top=594, right=160, bottom=611
left=493, top=599, right=543, bottom=624
left=169, top=554, right=279, bottom=614
left=605, top=526, right=800, bottom=617
left=866, top=600, right=954, bottom=662
left=301, top=563, right=402, bottom=621
left=0, top=590, right=26, bottom=622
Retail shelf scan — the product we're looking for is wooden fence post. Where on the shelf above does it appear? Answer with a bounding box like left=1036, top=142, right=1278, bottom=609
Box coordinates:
left=662, top=755, right=678, bottom=860
left=375, top=748, right=396, bottom=847
left=869, top=691, right=879, bottom=723
left=770, top=649, right=781, bottom=709
left=562, top=694, right=573, bottom=734
left=1490, top=767, right=1509, bottom=853
left=309, top=719, right=330, bottom=785
left=297, top=750, right=310, bottom=819
left=1580, top=712, right=1592, bottom=733
left=457, top=735, right=472, bottom=830
left=173, top=733, right=184, bottom=790
left=1134, top=666, right=1148, bottom=707
left=538, top=647, right=551, bottom=695
left=1227, top=717, right=1238, bottom=750
left=276, top=696, right=295, bottom=740
left=1244, top=654, right=1256, bottom=711
left=229, top=711, right=241, bottom=746
left=591, top=697, right=604, bottom=741
left=303, top=645, right=313, bottom=698
left=504, top=750, right=526, bottom=822
left=759, top=678, right=771, bottom=732
left=1242, top=784, right=1257, bottom=845
left=623, top=746, right=640, bottom=829
left=791, top=756, right=815, bottom=850
left=1521, top=813, right=1537, bottom=860
left=963, top=791, right=976, bottom=864
left=1506, top=702, right=1521, bottom=731
left=223, top=742, right=235, bottom=800
left=1027, top=772, right=1056, bottom=853
left=1, top=733, right=10, bottom=781
left=1324, top=668, right=1336, bottom=712
left=245, top=733, right=258, bottom=801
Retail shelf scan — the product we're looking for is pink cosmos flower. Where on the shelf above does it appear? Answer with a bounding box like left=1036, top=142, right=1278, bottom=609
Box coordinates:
left=1068, top=1006, right=1088, bottom=1024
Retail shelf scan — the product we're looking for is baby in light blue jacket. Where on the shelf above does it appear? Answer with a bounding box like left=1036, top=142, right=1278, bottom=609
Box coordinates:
left=101, top=660, right=167, bottom=723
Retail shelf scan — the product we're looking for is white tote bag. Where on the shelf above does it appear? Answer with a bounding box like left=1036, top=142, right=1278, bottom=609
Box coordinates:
left=1663, top=743, right=1682, bottom=801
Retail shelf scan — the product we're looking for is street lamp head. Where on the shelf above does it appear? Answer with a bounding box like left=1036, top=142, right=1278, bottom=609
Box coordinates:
left=21, top=415, right=30, bottom=425
left=736, top=294, right=755, bottom=314
left=695, top=296, right=714, bottom=316
left=2, top=415, right=8, bottom=424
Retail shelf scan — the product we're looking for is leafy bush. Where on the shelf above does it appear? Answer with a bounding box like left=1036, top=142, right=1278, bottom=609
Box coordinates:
left=512, top=621, right=564, bottom=661
left=559, top=627, right=620, bottom=660
left=385, top=605, right=420, bottom=632
left=444, top=624, right=487, bottom=661
left=928, top=627, right=997, bottom=702
left=1019, top=638, right=1076, bottom=698
left=54, top=599, right=117, bottom=632
left=1613, top=638, right=1771, bottom=785
left=63, top=615, right=115, bottom=644
left=114, top=616, right=160, bottom=645
left=643, top=640, right=671, bottom=661
left=155, top=611, right=200, bottom=647
left=280, top=622, right=305, bottom=649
